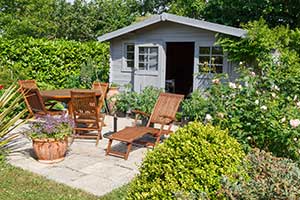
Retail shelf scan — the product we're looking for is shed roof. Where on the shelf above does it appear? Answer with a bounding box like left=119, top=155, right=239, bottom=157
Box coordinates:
left=98, top=13, right=247, bottom=42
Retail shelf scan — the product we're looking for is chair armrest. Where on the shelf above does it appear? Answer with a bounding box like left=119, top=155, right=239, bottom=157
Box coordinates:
left=159, top=115, right=176, bottom=122
left=132, top=110, right=150, bottom=117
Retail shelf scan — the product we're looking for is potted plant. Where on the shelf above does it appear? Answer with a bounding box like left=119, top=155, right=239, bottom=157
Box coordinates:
left=107, top=83, right=120, bottom=114
left=28, top=114, right=73, bottom=164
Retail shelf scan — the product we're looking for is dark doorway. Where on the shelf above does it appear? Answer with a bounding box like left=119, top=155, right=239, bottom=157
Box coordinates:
left=166, top=42, right=194, bottom=95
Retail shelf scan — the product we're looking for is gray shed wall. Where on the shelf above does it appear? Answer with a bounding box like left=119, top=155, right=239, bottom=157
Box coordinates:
left=109, top=21, right=237, bottom=92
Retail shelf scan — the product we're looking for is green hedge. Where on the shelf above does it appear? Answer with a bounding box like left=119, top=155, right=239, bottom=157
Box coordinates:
left=0, top=37, right=109, bottom=88
left=127, top=122, right=245, bottom=199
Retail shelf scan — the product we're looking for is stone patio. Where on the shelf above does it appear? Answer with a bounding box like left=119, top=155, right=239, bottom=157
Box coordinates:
left=7, top=116, right=169, bottom=196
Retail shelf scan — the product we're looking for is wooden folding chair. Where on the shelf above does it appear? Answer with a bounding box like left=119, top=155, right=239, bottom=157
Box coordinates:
left=92, top=82, right=109, bottom=113
left=18, top=80, right=63, bottom=118
left=106, top=92, right=184, bottom=160
left=70, top=91, right=105, bottom=146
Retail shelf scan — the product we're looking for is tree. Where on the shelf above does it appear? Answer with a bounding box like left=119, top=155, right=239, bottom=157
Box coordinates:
left=168, top=0, right=206, bottom=19
left=204, top=0, right=300, bottom=28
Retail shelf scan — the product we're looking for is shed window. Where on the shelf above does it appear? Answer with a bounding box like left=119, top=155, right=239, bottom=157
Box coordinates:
left=199, top=46, right=223, bottom=73
left=125, top=44, right=135, bottom=68
left=138, top=47, right=158, bottom=71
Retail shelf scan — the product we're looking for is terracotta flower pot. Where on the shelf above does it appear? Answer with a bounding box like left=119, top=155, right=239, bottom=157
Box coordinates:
left=107, top=86, right=119, bottom=114
left=32, top=137, right=68, bottom=164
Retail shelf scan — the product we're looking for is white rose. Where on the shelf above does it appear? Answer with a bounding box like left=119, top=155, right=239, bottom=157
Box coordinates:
left=229, top=82, right=237, bottom=89
left=290, top=119, right=300, bottom=128
left=260, top=105, right=267, bottom=111
left=205, top=114, right=213, bottom=121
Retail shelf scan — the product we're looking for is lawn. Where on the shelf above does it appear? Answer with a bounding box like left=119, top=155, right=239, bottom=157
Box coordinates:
left=0, top=161, right=128, bottom=200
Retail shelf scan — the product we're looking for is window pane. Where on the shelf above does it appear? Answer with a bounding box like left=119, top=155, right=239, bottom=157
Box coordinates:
left=139, top=47, right=145, bottom=54
left=212, top=46, right=223, bottom=54
left=127, top=45, right=134, bottom=52
left=127, top=61, right=134, bottom=68
left=150, top=47, right=158, bottom=54
left=199, top=47, right=210, bottom=55
left=212, top=56, right=223, bottom=65
left=139, top=55, right=146, bottom=62
left=127, top=53, right=134, bottom=60
left=139, top=62, right=145, bottom=70
left=199, top=56, right=210, bottom=65
left=215, top=65, right=223, bottom=73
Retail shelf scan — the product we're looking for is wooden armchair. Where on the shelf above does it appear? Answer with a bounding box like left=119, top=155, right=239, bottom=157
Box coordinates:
left=70, top=91, right=105, bottom=146
left=92, top=82, right=109, bottom=113
left=106, top=92, right=184, bottom=159
left=18, top=80, right=63, bottom=118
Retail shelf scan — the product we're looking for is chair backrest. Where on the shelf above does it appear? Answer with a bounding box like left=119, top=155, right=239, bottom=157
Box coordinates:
left=18, top=80, right=38, bottom=89
left=18, top=80, right=47, bottom=116
left=70, top=91, right=99, bottom=119
left=147, top=93, right=184, bottom=126
left=92, top=82, right=109, bottom=97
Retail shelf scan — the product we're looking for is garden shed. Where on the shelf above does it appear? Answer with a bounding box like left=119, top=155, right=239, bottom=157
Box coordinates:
left=98, top=13, right=247, bottom=95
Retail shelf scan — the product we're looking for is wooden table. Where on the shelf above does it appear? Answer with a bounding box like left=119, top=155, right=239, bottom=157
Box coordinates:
left=40, top=89, right=102, bottom=114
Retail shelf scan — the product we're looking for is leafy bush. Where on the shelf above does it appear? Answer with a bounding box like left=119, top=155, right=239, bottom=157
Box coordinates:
left=127, top=122, right=245, bottom=199
left=181, top=21, right=300, bottom=160
left=114, top=86, right=162, bottom=115
left=220, top=148, right=300, bottom=199
left=0, top=37, right=109, bottom=89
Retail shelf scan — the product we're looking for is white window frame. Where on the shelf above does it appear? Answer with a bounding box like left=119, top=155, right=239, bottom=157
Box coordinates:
left=122, top=43, right=135, bottom=71
left=198, top=46, right=224, bottom=74
left=134, top=42, right=161, bottom=76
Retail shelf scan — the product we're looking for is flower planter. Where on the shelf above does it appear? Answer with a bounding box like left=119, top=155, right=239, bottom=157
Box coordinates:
left=32, top=137, right=68, bottom=164
left=107, top=86, right=119, bottom=114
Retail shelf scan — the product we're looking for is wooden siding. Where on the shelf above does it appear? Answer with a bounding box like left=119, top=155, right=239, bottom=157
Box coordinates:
left=109, top=21, right=236, bottom=92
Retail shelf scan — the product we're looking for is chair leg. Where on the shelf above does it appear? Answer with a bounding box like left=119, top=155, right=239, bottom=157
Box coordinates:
left=125, top=143, right=132, bottom=160
left=106, top=139, right=113, bottom=156
left=154, top=135, right=161, bottom=146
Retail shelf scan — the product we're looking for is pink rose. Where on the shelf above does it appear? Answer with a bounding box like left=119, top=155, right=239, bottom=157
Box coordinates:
left=290, top=119, right=300, bottom=128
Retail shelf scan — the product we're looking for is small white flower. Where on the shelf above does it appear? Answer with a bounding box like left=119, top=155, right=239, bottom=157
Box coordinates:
left=280, top=117, right=286, bottom=123
left=294, top=95, right=298, bottom=101
left=229, top=82, right=237, bottom=89
left=245, top=82, right=249, bottom=87
left=212, top=79, right=220, bottom=84
left=205, top=114, right=213, bottom=121
left=255, top=100, right=259, bottom=105
left=294, top=138, right=298, bottom=142
left=239, top=61, right=243, bottom=65
left=238, top=85, right=242, bottom=90
left=250, top=71, right=256, bottom=77
left=271, top=84, right=280, bottom=91
left=247, top=136, right=251, bottom=140
left=290, top=119, right=300, bottom=128
left=260, top=105, right=267, bottom=111
left=271, top=93, right=276, bottom=98
left=296, top=102, right=300, bottom=108
left=217, top=112, right=224, bottom=119
left=256, top=91, right=261, bottom=95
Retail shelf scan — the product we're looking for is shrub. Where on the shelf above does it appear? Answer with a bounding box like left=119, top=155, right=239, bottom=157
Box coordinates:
left=127, top=122, right=245, bottom=199
left=0, top=37, right=109, bottom=89
left=114, top=86, right=162, bottom=115
left=220, top=148, right=300, bottom=199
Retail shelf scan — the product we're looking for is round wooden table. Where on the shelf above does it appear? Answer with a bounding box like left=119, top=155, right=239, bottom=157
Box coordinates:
left=40, top=89, right=102, bottom=114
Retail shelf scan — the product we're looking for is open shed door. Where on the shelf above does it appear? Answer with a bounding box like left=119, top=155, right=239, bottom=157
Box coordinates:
left=133, top=42, right=164, bottom=92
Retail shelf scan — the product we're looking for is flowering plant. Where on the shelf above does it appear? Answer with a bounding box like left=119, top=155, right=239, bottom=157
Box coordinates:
left=29, top=114, right=73, bottom=140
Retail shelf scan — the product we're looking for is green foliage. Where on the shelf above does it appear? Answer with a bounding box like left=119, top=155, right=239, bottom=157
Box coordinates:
left=220, top=149, right=300, bottom=199
left=168, top=0, right=206, bottom=19
left=180, top=22, right=300, bottom=160
left=114, top=86, right=161, bottom=114
left=0, top=85, right=27, bottom=159
left=0, top=37, right=109, bottom=89
left=0, top=0, right=138, bottom=41
left=204, top=0, right=300, bottom=28
left=181, top=90, right=209, bottom=121
left=127, top=122, right=245, bottom=199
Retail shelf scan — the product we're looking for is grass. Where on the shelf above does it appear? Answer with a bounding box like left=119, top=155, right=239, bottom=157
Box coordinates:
left=0, top=161, right=128, bottom=200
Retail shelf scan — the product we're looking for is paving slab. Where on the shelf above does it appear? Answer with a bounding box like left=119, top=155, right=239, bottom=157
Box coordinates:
left=7, top=115, right=179, bottom=197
